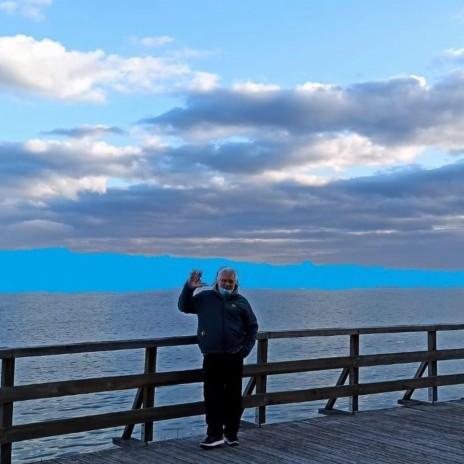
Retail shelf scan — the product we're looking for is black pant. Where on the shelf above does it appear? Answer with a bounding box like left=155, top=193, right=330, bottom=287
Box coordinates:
left=202, top=352, right=244, bottom=437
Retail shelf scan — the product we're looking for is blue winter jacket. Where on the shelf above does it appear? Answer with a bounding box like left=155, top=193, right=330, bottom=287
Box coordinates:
left=178, top=282, right=258, bottom=358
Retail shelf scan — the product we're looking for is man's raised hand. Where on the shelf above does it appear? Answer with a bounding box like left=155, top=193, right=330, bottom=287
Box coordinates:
left=188, top=269, right=206, bottom=288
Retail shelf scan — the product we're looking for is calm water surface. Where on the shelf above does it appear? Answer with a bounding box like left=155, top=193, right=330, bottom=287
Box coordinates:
left=1, top=288, right=464, bottom=462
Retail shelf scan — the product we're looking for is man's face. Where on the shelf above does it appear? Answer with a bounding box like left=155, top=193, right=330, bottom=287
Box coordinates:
left=218, top=271, right=237, bottom=290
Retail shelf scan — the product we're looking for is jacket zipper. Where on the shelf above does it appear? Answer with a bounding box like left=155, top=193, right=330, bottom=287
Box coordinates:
left=222, top=299, right=226, bottom=351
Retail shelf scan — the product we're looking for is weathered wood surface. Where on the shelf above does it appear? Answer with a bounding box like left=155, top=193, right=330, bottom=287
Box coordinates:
left=3, top=323, right=464, bottom=360
left=4, top=349, right=464, bottom=405
left=29, top=400, right=464, bottom=464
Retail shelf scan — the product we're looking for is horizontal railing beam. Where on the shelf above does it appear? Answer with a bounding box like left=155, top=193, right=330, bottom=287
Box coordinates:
left=259, top=324, right=464, bottom=339
left=0, top=401, right=206, bottom=445
left=3, top=348, right=464, bottom=404
left=0, top=336, right=198, bottom=360
left=0, top=369, right=202, bottom=403
left=3, top=372, right=464, bottom=445
left=3, top=324, right=464, bottom=359
left=242, top=373, right=464, bottom=408
left=248, top=348, right=464, bottom=376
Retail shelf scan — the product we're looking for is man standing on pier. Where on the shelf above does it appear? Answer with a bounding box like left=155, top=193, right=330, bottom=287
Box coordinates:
left=178, top=267, right=258, bottom=449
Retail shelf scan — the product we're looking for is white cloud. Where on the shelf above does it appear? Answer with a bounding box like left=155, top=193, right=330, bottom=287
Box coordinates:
left=3, top=66, right=464, bottom=267
left=131, top=35, right=174, bottom=47
left=0, top=136, right=147, bottom=204
left=256, top=169, right=331, bottom=186
left=232, top=81, right=280, bottom=93
left=24, top=175, right=107, bottom=200
left=304, top=134, right=420, bottom=171
left=167, top=47, right=216, bottom=60
left=443, top=47, right=464, bottom=58
left=14, top=219, right=72, bottom=232
left=186, top=71, right=220, bottom=92
left=22, top=137, right=143, bottom=176
left=296, top=82, right=338, bottom=92
left=2, top=125, right=464, bottom=268
left=0, top=1, right=16, bottom=12
left=0, top=0, right=52, bottom=20
left=0, top=35, right=219, bottom=102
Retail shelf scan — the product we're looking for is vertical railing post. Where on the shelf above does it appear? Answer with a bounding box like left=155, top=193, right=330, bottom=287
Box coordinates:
left=349, top=333, right=359, bottom=413
left=141, top=347, right=157, bottom=443
left=1, top=357, right=15, bottom=464
left=255, top=337, right=268, bottom=426
left=428, top=330, right=438, bottom=403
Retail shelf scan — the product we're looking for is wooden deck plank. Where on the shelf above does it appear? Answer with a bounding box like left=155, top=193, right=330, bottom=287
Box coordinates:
left=259, top=421, right=355, bottom=461
left=322, top=410, right=462, bottom=450
left=288, top=421, right=421, bottom=464
left=29, top=401, right=464, bottom=464
left=346, top=407, right=464, bottom=460
left=251, top=425, right=352, bottom=464
left=300, top=415, right=450, bottom=464
left=164, top=439, right=254, bottom=464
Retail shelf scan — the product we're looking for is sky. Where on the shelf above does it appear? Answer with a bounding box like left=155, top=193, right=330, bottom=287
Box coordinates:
left=2, top=1, right=464, bottom=270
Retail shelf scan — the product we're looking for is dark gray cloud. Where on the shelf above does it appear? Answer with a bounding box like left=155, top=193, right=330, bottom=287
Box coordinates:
left=0, top=142, right=45, bottom=177
left=141, top=87, right=349, bottom=134
left=3, top=72, right=464, bottom=269
left=145, top=138, right=322, bottom=175
left=43, top=126, right=127, bottom=138
left=2, top=159, right=464, bottom=269
left=142, top=74, right=464, bottom=147
left=0, top=139, right=142, bottom=187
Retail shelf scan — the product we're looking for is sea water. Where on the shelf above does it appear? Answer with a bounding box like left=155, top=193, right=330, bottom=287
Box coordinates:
left=1, top=288, right=464, bottom=462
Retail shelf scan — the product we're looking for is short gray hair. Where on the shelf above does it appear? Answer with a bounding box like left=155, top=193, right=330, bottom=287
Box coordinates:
left=216, top=267, right=238, bottom=280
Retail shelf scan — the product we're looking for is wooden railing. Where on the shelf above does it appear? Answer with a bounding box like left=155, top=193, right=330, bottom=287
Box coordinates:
left=2, top=324, right=464, bottom=463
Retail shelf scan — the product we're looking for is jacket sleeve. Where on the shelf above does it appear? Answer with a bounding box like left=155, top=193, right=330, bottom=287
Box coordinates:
left=241, top=303, right=259, bottom=358
left=178, top=282, right=197, bottom=314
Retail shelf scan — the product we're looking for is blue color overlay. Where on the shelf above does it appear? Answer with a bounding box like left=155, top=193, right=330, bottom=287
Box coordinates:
left=0, top=248, right=463, bottom=292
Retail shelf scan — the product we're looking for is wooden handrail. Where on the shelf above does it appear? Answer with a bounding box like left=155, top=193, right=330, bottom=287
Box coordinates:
left=3, top=373, right=464, bottom=446
left=260, top=324, right=464, bottom=339
left=3, top=324, right=464, bottom=360
left=2, top=348, right=464, bottom=404
left=2, top=324, right=464, bottom=464
left=0, top=336, right=198, bottom=360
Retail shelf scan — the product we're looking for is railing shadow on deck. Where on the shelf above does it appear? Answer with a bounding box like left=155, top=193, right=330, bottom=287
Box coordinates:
left=2, top=323, right=464, bottom=464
